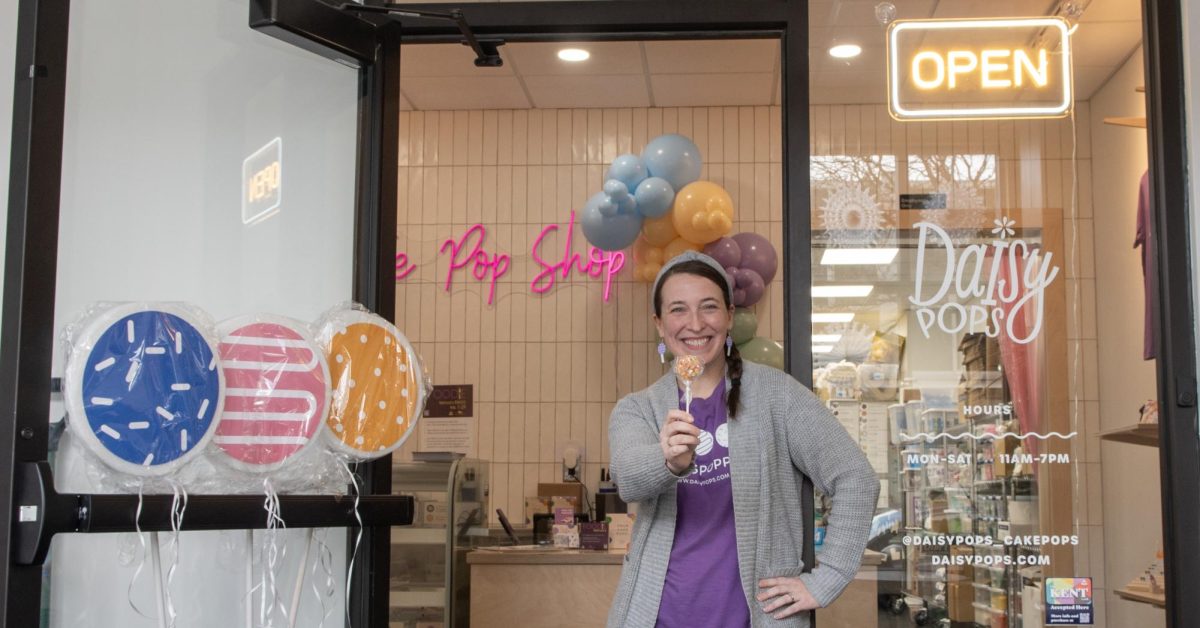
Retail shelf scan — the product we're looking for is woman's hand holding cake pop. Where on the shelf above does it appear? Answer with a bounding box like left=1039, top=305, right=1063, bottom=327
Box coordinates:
left=660, top=408, right=699, bottom=476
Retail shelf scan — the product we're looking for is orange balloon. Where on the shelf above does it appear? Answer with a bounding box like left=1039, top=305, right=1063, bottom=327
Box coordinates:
left=634, top=262, right=663, bottom=283
left=642, top=214, right=679, bottom=247
left=631, top=235, right=665, bottom=267
left=664, top=237, right=702, bottom=261
left=671, top=181, right=734, bottom=245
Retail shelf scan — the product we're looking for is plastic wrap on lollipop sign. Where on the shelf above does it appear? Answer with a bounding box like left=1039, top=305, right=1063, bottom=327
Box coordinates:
left=321, top=310, right=427, bottom=460
left=213, top=316, right=330, bottom=473
left=65, top=304, right=224, bottom=476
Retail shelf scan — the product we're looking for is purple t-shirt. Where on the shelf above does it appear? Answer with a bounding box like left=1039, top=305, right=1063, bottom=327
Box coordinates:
left=655, top=380, right=750, bottom=628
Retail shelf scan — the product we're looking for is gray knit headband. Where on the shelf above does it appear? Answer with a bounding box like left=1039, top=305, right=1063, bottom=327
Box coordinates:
left=650, top=250, right=735, bottom=307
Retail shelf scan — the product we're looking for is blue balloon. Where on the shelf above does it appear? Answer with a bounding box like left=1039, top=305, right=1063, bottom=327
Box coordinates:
left=617, top=195, right=638, bottom=214
left=580, top=191, right=643, bottom=251
left=607, top=154, right=648, bottom=191
left=634, top=177, right=675, bottom=218
left=603, top=179, right=630, bottom=200
left=598, top=198, right=618, bottom=217
left=641, top=134, right=702, bottom=191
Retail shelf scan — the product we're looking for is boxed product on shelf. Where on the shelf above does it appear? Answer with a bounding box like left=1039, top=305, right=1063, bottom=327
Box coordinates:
left=858, top=363, right=899, bottom=401
left=818, top=361, right=861, bottom=401
left=993, top=432, right=1020, bottom=477
left=947, top=582, right=974, bottom=622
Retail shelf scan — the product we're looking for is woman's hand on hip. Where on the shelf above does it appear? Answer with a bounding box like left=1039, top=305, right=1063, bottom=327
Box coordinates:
left=757, top=577, right=818, bottom=619
left=660, top=409, right=699, bottom=475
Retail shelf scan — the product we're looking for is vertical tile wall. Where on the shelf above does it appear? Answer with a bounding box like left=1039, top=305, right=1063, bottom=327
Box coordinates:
left=393, top=107, right=786, bottom=523
left=393, top=104, right=1100, bottom=540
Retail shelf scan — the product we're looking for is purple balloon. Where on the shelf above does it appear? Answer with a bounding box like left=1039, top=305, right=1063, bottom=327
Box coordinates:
left=731, top=267, right=765, bottom=307
left=731, top=233, right=778, bottom=284
left=703, top=237, right=742, bottom=270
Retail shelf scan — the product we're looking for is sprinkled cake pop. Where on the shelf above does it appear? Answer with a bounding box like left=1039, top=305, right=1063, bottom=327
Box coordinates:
left=674, top=355, right=704, bottom=413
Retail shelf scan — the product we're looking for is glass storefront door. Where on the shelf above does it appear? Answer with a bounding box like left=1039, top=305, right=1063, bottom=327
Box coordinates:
left=3, top=1, right=406, bottom=626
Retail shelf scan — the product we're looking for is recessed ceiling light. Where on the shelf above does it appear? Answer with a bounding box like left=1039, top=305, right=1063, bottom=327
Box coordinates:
left=812, top=313, right=855, bottom=323
left=813, top=345, right=835, bottom=354
left=821, top=248, right=900, bottom=265
left=558, top=48, right=590, bottom=62
left=812, top=334, right=843, bottom=344
left=829, top=44, right=862, bottom=59
left=813, top=285, right=874, bottom=298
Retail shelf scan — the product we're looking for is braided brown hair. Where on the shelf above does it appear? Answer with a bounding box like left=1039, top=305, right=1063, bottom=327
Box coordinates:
left=653, top=260, right=742, bottom=419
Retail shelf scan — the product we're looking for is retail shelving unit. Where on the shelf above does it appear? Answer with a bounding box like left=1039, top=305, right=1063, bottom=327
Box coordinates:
left=390, top=459, right=489, bottom=628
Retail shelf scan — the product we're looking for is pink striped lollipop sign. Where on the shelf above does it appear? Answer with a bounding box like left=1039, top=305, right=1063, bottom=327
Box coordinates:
left=214, top=315, right=331, bottom=473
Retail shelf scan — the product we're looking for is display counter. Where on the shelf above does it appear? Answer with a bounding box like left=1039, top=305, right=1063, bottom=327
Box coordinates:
left=467, top=548, right=623, bottom=628
left=468, top=548, right=886, bottom=628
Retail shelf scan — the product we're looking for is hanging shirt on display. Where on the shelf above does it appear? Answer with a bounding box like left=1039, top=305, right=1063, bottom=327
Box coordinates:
left=655, top=379, right=750, bottom=628
left=1134, top=170, right=1158, bottom=360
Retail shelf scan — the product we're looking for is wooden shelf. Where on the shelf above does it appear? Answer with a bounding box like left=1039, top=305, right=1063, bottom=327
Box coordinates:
left=1115, top=587, right=1165, bottom=608
left=1099, top=424, right=1159, bottom=447
left=1103, top=116, right=1146, bottom=128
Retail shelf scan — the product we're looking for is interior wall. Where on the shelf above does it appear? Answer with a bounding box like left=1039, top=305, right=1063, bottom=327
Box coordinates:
left=392, top=106, right=787, bottom=523
left=1088, top=45, right=1165, bottom=628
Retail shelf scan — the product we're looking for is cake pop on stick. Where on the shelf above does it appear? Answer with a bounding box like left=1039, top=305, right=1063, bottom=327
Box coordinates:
left=674, top=355, right=704, bottom=414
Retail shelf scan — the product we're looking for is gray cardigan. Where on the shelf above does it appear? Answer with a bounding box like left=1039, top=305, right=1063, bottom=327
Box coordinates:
left=606, top=361, right=880, bottom=628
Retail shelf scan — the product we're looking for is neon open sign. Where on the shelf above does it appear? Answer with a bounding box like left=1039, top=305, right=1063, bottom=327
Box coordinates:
left=887, top=18, right=1072, bottom=120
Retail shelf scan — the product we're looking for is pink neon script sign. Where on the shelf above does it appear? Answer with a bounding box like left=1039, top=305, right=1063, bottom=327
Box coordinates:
left=396, top=212, right=626, bottom=303
left=530, top=211, right=624, bottom=301
left=439, top=224, right=511, bottom=305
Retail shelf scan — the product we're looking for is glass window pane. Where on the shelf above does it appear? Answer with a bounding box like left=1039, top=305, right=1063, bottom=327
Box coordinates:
left=46, top=1, right=358, bottom=626
left=811, top=3, right=1159, bottom=627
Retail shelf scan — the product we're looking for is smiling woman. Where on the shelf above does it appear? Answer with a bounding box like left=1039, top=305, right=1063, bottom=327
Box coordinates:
left=607, top=251, right=879, bottom=628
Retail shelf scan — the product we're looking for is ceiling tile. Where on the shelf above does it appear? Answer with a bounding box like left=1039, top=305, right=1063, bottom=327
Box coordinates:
left=810, top=46, right=886, bottom=75
left=650, top=73, right=774, bottom=107
left=402, top=77, right=530, bottom=110
left=810, top=26, right=890, bottom=50
left=1080, top=0, right=1143, bottom=23
left=810, top=0, right=938, bottom=27
left=505, top=41, right=644, bottom=76
left=1070, top=21, right=1142, bottom=69
left=400, top=43, right=514, bottom=77
left=930, top=0, right=1055, bottom=19
left=643, top=39, right=778, bottom=74
left=523, top=74, right=650, bottom=109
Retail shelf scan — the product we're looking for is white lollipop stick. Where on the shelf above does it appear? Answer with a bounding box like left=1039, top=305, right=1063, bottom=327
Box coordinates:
left=151, top=532, right=167, bottom=628
left=673, top=356, right=704, bottom=415
left=245, top=530, right=254, bottom=628
left=287, top=529, right=314, bottom=628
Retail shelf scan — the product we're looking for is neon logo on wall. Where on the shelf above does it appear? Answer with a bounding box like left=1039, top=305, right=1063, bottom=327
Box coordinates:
left=887, top=18, right=1072, bottom=120
left=396, top=211, right=626, bottom=304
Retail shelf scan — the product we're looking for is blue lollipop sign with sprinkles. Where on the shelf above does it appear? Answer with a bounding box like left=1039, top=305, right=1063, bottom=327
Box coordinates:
left=65, top=303, right=225, bottom=477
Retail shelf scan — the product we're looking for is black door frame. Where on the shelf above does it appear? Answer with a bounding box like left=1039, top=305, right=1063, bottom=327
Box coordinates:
left=1142, top=0, right=1200, bottom=626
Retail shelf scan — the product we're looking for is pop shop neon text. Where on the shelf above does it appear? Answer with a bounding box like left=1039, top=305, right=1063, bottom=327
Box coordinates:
left=395, top=211, right=625, bottom=304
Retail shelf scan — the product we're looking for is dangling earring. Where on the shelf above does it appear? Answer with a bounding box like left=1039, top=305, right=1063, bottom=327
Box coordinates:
left=725, top=335, right=733, bottom=356
left=658, top=342, right=667, bottom=364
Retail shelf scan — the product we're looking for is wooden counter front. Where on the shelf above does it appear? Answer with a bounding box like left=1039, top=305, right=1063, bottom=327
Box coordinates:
left=468, top=548, right=887, bottom=628
left=468, top=549, right=624, bottom=628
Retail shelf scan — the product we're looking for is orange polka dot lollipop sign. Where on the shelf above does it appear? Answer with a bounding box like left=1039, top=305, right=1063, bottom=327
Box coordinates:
left=321, top=311, right=426, bottom=459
